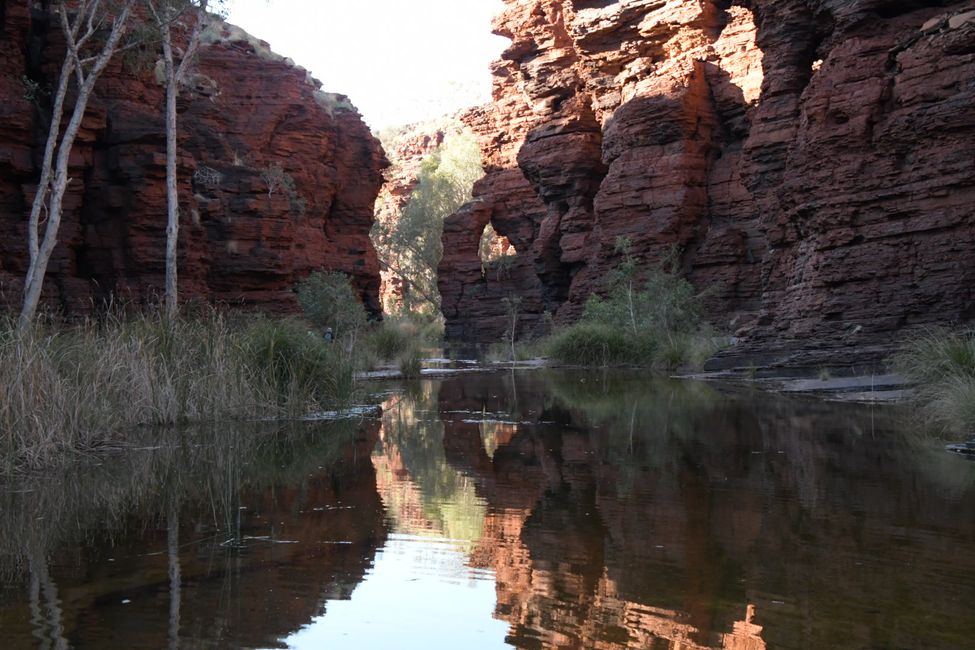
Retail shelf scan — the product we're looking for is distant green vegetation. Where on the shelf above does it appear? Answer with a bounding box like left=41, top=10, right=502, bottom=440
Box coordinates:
left=542, top=239, right=721, bottom=370
left=372, top=122, right=482, bottom=320
left=892, top=329, right=975, bottom=435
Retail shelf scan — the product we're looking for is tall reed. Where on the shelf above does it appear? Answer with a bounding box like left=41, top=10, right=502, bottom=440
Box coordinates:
left=0, top=310, right=357, bottom=470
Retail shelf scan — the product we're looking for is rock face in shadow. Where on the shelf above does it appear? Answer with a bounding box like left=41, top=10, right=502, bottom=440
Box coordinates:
left=439, top=0, right=975, bottom=355
left=0, top=2, right=385, bottom=316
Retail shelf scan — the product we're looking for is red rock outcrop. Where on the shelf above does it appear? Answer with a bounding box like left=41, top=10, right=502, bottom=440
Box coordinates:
left=0, top=1, right=385, bottom=317
left=440, top=0, right=975, bottom=357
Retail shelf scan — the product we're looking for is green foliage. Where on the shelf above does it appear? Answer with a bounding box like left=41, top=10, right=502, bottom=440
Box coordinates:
left=372, top=125, right=483, bottom=316
left=295, top=271, right=368, bottom=342
left=544, top=240, right=717, bottom=369
left=21, top=76, right=47, bottom=104
left=892, top=329, right=975, bottom=434
left=583, top=238, right=700, bottom=335
left=545, top=322, right=656, bottom=367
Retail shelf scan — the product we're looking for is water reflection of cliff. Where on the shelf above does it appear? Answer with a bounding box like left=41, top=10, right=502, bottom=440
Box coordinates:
left=3, top=372, right=973, bottom=649
left=431, top=371, right=975, bottom=650
left=0, top=420, right=388, bottom=649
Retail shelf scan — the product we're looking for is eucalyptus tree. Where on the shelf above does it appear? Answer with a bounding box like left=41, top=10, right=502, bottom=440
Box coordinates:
left=373, top=130, right=482, bottom=316
left=143, top=0, right=221, bottom=321
left=20, top=0, right=138, bottom=329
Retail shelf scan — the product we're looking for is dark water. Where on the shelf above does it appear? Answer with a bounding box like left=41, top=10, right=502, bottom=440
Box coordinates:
left=2, top=370, right=974, bottom=649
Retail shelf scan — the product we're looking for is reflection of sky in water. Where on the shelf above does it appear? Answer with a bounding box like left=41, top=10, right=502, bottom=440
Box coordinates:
left=275, top=389, right=510, bottom=649
left=6, top=371, right=974, bottom=649
left=277, top=534, right=509, bottom=649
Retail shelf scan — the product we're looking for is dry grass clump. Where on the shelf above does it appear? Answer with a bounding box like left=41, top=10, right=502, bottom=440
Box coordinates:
left=0, top=311, right=356, bottom=471
left=892, top=329, right=975, bottom=435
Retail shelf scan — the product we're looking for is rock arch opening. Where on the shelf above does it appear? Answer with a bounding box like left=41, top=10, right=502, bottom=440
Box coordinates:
left=479, top=222, right=517, bottom=276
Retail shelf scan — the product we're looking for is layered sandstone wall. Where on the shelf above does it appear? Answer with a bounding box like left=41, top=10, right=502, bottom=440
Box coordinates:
left=440, top=0, right=975, bottom=358
left=0, top=1, right=385, bottom=316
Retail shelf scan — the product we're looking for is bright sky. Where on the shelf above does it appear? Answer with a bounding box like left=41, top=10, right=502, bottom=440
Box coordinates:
left=225, top=0, right=508, bottom=130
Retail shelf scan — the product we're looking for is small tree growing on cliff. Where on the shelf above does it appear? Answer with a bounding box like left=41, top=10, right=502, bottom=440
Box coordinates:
left=20, top=0, right=138, bottom=329
left=143, top=0, right=222, bottom=321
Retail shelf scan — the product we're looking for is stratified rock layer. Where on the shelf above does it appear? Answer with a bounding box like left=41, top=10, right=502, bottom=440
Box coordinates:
left=0, top=2, right=385, bottom=316
left=440, top=0, right=975, bottom=356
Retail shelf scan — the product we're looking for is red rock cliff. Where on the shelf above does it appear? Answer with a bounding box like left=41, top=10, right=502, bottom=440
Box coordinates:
left=439, top=0, right=975, bottom=359
left=0, top=1, right=386, bottom=316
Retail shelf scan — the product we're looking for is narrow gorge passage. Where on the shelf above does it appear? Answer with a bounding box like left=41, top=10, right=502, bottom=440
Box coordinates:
left=1, top=2, right=974, bottom=648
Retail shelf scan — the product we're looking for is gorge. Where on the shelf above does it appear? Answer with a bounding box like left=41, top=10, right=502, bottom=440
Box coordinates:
left=2, top=3, right=975, bottom=648
left=1, top=0, right=973, bottom=360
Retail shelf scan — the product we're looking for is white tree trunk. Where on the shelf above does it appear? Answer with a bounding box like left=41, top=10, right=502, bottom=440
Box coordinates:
left=25, top=53, right=74, bottom=278
left=162, top=21, right=180, bottom=321
left=19, top=1, right=135, bottom=329
left=160, top=0, right=208, bottom=322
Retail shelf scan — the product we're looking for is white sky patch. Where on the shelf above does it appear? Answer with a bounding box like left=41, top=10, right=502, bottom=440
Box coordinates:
left=225, top=0, right=509, bottom=130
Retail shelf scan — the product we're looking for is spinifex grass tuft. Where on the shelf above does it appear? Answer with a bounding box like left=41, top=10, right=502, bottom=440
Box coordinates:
left=397, top=343, right=424, bottom=379
left=893, top=329, right=975, bottom=435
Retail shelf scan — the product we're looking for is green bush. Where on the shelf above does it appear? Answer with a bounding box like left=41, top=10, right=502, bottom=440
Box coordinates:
left=545, top=322, right=653, bottom=367
left=541, top=240, right=718, bottom=369
left=295, top=271, right=367, bottom=342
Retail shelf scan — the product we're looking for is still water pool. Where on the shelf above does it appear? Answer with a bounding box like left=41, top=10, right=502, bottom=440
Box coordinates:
left=1, top=370, right=973, bottom=649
